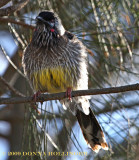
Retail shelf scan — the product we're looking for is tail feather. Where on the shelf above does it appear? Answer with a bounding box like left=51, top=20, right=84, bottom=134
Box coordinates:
left=76, top=108, right=108, bottom=153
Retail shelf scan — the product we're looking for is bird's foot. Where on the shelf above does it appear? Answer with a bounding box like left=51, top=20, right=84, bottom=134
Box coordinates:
left=66, top=87, right=72, bottom=101
left=32, top=91, right=44, bottom=114
left=32, top=91, right=42, bottom=102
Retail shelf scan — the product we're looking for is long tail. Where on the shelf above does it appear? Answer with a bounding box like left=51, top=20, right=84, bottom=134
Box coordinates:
left=76, top=108, right=108, bottom=153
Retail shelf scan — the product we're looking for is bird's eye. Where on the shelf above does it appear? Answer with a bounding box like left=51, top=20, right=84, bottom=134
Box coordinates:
left=51, top=19, right=55, bottom=23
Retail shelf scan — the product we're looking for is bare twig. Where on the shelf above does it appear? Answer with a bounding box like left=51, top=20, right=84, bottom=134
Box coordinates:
left=0, top=0, right=11, bottom=8
left=0, top=0, right=29, bottom=16
left=95, top=102, right=139, bottom=115
left=8, top=23, right=26, bottom=48
left=0, top=76, right=25, bottom=97
left=0, top=83, right=138, bottom=105
left=0, top=45, right=26, bottom=78
left=0, top=17, right=35, bottom=30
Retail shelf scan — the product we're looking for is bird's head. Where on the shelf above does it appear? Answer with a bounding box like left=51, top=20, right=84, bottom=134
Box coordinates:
left=36, top=11, right=65, bottom=36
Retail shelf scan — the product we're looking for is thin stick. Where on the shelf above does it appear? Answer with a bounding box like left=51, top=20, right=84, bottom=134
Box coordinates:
left=0, top=17, right=35, bottom=30
left=0, top=0, right=29, bottom=16
left=0, top=83, right=138, bottom=105
left=0, top=45, right=26, bottom=78
left=0, top=76, right=25, bottom=97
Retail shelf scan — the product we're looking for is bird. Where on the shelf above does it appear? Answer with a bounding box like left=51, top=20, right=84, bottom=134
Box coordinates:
left=22, top=11, right=108, bottom=153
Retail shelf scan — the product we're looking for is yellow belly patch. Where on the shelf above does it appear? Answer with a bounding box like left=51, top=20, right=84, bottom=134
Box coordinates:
left=31, top=67, right=73, bottom=93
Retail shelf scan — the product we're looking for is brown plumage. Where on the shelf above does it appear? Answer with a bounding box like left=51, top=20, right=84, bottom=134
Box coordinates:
left=22, top=11, right=108, bottom=152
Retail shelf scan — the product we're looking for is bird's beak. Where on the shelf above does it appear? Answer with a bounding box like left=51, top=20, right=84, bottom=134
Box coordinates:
left=36, top=16, right=54, bottom=28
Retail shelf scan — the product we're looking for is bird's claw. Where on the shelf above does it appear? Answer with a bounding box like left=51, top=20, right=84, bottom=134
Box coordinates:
left=32, top=91, right=41, bottom=103
left=32, top=91, right=43, bottom=114
left=66, top=87, right=72, bottom=102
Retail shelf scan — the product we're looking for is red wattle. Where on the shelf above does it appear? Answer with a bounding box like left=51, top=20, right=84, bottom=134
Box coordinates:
left=50, top=29, right=55, bottom=32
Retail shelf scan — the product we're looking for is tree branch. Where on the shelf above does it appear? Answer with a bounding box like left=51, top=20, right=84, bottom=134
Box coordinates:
left=0, top=17, right=35, bottom=30
left=0, top=0, right=29, bottom=16
left=0, top=0, right=11, bottom=8
left=0, top=45, right=25, bottom=78
left=0, top=83, right=138, bottom=105
left=0, top=76, right=25, bottom=97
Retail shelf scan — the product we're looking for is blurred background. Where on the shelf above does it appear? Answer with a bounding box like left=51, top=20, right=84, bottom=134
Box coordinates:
left=0, top=0, right=139, bottom=160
